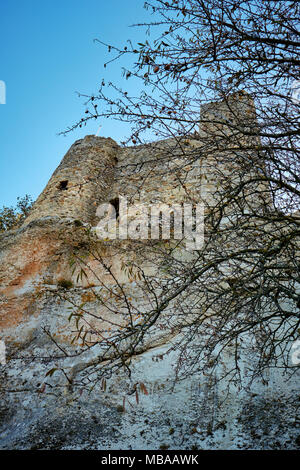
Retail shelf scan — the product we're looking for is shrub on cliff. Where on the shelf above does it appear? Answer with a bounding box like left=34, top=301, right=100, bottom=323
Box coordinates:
left=0, top=195, right=33, bottom=232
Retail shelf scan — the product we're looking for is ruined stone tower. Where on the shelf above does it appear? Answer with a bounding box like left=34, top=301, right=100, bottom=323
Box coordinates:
left=24, top=92, right=264, bottom=230
left=26, top=136, right=119, bottom=225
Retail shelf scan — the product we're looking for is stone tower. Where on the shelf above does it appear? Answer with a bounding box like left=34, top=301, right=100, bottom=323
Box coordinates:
left=25, top=136, right=119, bottom=225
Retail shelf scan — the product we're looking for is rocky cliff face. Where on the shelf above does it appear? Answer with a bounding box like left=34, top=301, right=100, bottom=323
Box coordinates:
left=0, top=95, right=299, bottom=450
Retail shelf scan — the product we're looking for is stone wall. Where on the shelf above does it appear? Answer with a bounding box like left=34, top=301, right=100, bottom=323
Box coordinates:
left=25, top=136, right=119, bottom=225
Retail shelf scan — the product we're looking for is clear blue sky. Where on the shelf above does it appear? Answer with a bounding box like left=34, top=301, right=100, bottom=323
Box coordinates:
left=0, top=0, right=151, bottom=207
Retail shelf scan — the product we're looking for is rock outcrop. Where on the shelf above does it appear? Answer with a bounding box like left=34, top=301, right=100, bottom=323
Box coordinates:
left=0, top=94, right=299, bottom=450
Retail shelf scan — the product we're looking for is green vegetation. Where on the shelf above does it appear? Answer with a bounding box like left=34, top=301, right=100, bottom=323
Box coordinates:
left=0, top=195, right=33, bottom=232
left=57, top=279, right=73, bottom=289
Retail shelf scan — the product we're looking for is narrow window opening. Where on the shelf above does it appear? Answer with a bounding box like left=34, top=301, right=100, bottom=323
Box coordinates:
left=110, top=198, right=120, bottom=220
left=58, top=180, right=68, bottom=191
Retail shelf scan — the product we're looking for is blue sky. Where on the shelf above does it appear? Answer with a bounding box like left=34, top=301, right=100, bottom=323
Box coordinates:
left=0, top=0, right=151, bottom=206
